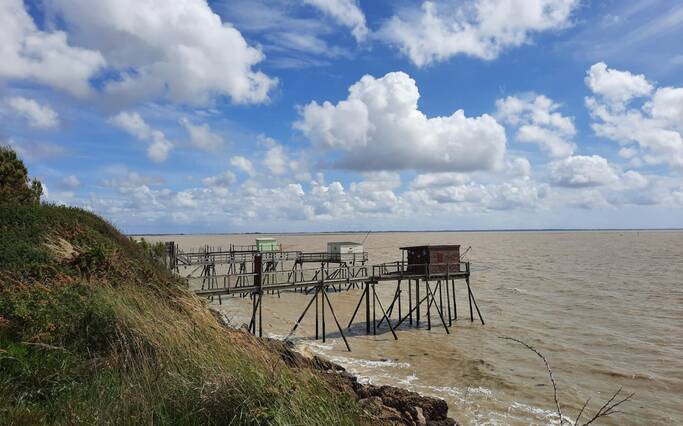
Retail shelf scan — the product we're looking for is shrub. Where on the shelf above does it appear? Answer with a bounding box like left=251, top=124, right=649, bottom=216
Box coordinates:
left=0, top=146, right=42, bottom=205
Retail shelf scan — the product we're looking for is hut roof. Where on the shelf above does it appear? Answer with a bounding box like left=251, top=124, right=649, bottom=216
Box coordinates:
left=400, top=245, right=460, bottom=250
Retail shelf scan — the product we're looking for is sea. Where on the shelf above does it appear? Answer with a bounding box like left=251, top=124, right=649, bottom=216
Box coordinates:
left=141, top=231, right=683, bottom=425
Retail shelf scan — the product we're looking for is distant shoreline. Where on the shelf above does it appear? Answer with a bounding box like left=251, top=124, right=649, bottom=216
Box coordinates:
left=130, top=228, right=683, bottom=237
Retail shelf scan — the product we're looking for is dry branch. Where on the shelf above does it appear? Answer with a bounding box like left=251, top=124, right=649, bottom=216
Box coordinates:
left=578, top=387, right=634, bottom=426
left=499, top=336, right=563, bottom=423
left=499, top=335, right=634, bottom=426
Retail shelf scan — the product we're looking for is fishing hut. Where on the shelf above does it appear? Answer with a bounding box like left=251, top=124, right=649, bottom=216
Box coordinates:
left=327, top=242, right=364, bottom=261
left=176, top=239, right=484, bottom=351
left=294, top=241, right=367, bottom=264
left=402, top=245, right=461, bottom=274
left=288, top=242, right=369, bottom=291
left=255, top=238, right=279, bottom=252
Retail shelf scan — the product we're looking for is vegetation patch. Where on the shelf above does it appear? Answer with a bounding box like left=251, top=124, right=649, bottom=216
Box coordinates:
left=0, top=202, right=363, bottom=425
left=0, top=146, right=364, bottom=425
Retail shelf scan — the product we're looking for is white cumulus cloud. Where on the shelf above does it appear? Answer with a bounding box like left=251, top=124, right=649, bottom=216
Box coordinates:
left=378, top=0, right=578, bottom=66
left=496, top=94, right=576, bottom=158
left=179, top=118, right=223, bottom=152
left=202, top=171, right=236, bottom=188
left=411, top=173, right=470, bottom=190
left=649, top=87, right=683, bottom=130
left=585, top=62, right=653, bottom=105
left=404, top=177, right=548, bottom=211
left=0, top=0, right=104, bottom=97
left=295, top=71, right=506, bottom=172
left=109, top=112, right=173, bottom=162
left=5, top=96, right=59, bottom=129
left=549, top=155, right=619, bottom=188
left=50, top=0, right=276, bottom=105
left=586, top=63, right=683, bottom=168
left=230, top=156, right=255, bottom=176
left=304, top=0, right=368, bottom=41
left=264, top=144, right=289, bottom=175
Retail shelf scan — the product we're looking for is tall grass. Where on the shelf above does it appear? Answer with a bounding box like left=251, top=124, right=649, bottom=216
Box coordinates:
left=0, top=203, right=362, bottom=425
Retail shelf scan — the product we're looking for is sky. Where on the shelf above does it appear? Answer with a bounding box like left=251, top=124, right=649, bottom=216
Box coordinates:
left=1, top=0, right=682, bottom=233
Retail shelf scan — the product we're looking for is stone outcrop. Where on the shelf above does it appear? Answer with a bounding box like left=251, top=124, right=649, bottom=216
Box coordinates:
left=263, top=336, right=458, bottom=425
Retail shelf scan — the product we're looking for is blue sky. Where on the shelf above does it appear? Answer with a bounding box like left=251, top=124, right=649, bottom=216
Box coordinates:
left=2, top=0, right=682, bottom=233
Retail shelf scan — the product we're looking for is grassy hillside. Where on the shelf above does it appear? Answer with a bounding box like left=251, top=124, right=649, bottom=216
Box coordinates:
left=0, top=203, right=363, bottom=425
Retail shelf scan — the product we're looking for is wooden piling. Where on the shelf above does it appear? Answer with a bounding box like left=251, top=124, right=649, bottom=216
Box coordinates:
left=408, top=279, right=413, bottom=325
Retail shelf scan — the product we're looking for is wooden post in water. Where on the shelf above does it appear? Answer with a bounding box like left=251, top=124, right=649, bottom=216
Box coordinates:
left=425, top=282, right=450, bottom=334
left=445, top=269, right=452, bottom=326
left=397, top=280, right=402, bottom=322
left=321, top=265, right=326, bottom=342
left=315, top=290, right=319, bottom=339
left=438, top=280, right=444, bottom=320
left=347, top=283, right=367, bottom=329
left=416, top=279, right=420, bottom=327
left=286, top=287, right=320, bottom=340
left=408, top=279, right=413, bottom=325
left=452, top=279, right=457, bottom=321
left=466, top=274, right=485, bottom=325
left=467, top=277, right=474, bottom=322
left=373, top=288, right=398, bottom=340
left=322, top=288, right=351, bottom=351
left=426, top=281, right=432, bottom=330
left=365, top=282, right=371, bottom=334
left=372, top=283, right=376, bottom=335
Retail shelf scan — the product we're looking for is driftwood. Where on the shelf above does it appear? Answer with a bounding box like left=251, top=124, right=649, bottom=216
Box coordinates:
left=499, top=336, right=634, bottom=426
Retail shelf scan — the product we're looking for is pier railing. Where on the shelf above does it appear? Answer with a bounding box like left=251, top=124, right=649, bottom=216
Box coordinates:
left=177, top=249, right=368, bottom=267
left=229, top=243, right=283, bottom=252
left=190, top=261, right=471, bottom=296
left=296, top=252, right=368, bottom=264
left=190, top=263, right=370, bottom=295
left=177, top=250, right=300, bottom=266
left=372, top=261, right=470, bottom=279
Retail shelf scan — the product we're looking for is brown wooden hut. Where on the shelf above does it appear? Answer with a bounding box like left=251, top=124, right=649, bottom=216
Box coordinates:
left=401, top=245, right=461, bottom=274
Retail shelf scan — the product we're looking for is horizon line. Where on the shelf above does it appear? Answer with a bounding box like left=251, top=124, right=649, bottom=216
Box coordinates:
left=129, top=227, right=683, bottom=237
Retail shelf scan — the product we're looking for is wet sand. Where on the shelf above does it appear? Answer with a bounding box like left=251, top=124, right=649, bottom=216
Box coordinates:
left=142, top=231, right=683, bottom=425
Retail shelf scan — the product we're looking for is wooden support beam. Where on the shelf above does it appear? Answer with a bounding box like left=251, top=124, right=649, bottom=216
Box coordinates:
left=366, top=283, right=371, bottom=334
left=322, top=288, right=351, bottom=352
left=452, top=279, right=457, bottom=321
left=347, top=284, right=367, bottom=329
left=394, top=293, right=428, bottom=329
left=438, top=280, right=444, bottom=321
left=321, top=285, right=326, bottom=342
left=466, top=277, right=485, bottom=325
left=373, top=288, right=398, bottom=340
left=425, top=283, right=450, bottom=334
left=377, top=281, right=401, bottom=328
left=416, top=279, right=420, bottom=327
left=467, top=277, right=474, bottom=322
left=426, top=281, right=432, bottom=330
left=408, top=279, right=413, bottom=325
left=315, top=289, right=319, bottom=339
left=445, top=277, right=452, bottom=326
left=372, top=284, right=376, bottom=335
left=286, top=287, right=320, bottom=340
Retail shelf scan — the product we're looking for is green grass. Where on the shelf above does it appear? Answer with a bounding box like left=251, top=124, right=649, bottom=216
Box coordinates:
left=0, top=203, right=362, bottom=425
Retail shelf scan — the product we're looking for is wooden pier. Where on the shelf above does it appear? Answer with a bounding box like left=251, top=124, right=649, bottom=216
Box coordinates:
left=169, top=243, right=484, bottom=351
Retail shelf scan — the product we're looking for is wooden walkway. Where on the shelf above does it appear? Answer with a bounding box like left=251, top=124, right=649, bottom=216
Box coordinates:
left=186, top=259, right=484, bottom=351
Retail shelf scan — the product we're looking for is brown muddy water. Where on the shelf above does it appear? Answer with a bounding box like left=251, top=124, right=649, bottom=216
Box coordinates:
left=143, top=231, right=683, bottom=425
